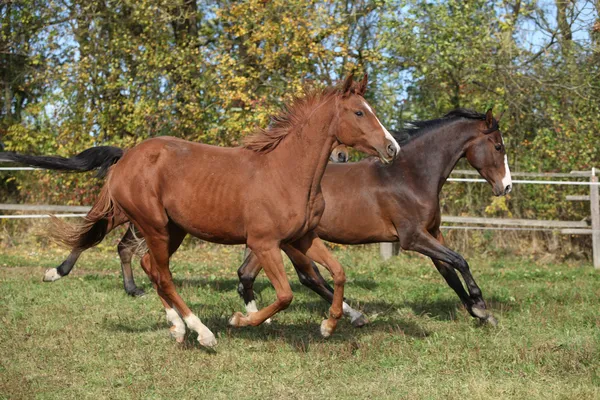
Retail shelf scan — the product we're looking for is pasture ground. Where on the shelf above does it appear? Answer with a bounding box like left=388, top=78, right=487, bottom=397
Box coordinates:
left=0, top=243, right=599, bottom=399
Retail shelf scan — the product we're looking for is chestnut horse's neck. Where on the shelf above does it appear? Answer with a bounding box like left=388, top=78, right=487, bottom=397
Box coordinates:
left=394, top=119, right=480, bottom=196
left=265, top=97, right=339, bottom=200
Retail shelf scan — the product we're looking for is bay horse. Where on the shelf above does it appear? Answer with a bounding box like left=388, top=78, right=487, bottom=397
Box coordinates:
left=44, top=74, right=400, bottom=347
left=1, top=143, right=350, bottom=297
left=236, top=108, right=511, bottom=327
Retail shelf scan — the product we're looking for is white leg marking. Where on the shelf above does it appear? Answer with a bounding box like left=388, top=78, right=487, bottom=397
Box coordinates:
left=165, top=308, right=186, bottom=343
left=43, top=268, right=62, bottom=282
left=184, top=314, right=217, bottom=347
left=245, top=300, right=258, bottom=313
left=245, top=301, right=271, bottom=324
left=502, top=154, right=512, bottom=192
left=342, top=302, right=365, bottom=325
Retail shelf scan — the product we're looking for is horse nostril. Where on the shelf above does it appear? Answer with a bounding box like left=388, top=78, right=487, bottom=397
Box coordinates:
left=504, top=185, right=512, bottom=195
left=386, top=142, right=396, bottom=158
left=338, top=154, right=347, bottom=162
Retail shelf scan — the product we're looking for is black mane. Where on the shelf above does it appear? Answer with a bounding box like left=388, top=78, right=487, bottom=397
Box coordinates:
left=392, top=108, right=498, bottom=145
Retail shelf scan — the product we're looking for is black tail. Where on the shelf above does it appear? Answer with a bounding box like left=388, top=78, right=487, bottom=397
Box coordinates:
left=0, top=146, right=124, bottom=177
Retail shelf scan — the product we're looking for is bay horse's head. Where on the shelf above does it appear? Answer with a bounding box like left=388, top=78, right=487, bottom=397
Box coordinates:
left=329, top=144, right=349, bottom=163
left=334, top=74, right=400, bottom=164
left=464, top=109, right=512, bottom=196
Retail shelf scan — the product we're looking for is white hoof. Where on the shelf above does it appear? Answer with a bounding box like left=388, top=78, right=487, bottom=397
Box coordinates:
left=43, top=268, right=62, bottom=282
left=198, top=332, right=217, bottom=347
left=320, top=320, right=333, bottom=338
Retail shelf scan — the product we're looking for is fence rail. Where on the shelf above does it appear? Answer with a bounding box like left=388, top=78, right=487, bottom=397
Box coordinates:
left=2, top=166, right=599, bottom=268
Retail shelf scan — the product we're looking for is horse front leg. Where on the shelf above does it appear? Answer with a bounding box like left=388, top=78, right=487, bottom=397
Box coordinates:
left=229, top=243, right=295, bottom=329
left=291, top=232, right=346, bottom=338
left=282, top=244, right=368, bottom=327
left=406, top=229, right=497, bottom=326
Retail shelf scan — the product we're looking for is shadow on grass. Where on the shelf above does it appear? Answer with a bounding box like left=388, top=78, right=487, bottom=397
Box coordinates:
left=100, top=274, right=518, bottom=351
left=171, top=276, right=378, bottom=293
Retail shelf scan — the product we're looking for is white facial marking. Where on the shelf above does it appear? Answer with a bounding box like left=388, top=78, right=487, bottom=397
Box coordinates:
left=502, top=154, right=512, bottom=191
left=245, top=300, right=258, bottom=314
left=184, top=314, right=217, bottom=347
left=362, top=101, right=400, bottom=154
left=43, top=268, right=62, bottom=282
left=342, top=302, right=364, bottom=324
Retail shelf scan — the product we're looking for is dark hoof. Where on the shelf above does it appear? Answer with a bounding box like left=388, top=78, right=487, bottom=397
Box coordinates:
left=471, top=306, right=498, bottom=327
left=485, top=314, right=498, bottom=327
left=126, top=287, right=146, bottom=297
left=351, top=314, right=369, bottom=328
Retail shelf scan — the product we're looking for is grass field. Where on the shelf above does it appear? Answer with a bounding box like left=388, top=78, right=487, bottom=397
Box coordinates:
left=1, top=243, right=599, bottom=399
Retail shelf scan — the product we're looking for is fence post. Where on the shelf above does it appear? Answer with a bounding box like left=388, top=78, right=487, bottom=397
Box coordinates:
left=380, top=242, right=401, bottom=260
left=590, top=168, right=600, bottom=269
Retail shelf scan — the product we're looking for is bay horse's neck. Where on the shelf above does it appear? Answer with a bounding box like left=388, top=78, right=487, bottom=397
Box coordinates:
left=266, top=99, right=338, bottom=199
left=399, top=120, right=478, bottom=196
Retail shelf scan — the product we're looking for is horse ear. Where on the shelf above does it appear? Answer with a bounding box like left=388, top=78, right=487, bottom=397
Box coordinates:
left=485, top=108, right=494, bottom=128
left=341, top=73, right=354, bottom=96
left=358, top=73, right=368, bottom=96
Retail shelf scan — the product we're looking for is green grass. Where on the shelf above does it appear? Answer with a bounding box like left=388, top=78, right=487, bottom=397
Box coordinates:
left=1, top=243, right=599, bottom=399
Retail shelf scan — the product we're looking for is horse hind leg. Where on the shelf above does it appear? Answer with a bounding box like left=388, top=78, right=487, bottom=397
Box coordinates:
left=117, top=225, right=145, bottom=297
left=229, top=243, right=294, bottom=330
left=43, top=248, right=83, bottom=282
left=283, top=244, right=368, bottom=328
left=140, top=222, right=216, bottom=347
left=140, top=253, right=185, bottom=342
left=43, top=188, right=126, bottom=283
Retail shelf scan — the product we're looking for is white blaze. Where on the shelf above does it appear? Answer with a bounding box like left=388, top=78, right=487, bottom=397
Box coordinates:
left=363, top=101, right=400, bottom=154
left=502, top=154, right=512, bottom=191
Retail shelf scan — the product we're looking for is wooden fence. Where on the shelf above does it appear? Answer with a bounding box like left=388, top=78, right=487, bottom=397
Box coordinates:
left=1, top=166, right=599, bottom=268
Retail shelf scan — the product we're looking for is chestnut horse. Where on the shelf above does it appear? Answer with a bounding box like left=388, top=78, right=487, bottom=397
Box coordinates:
left=1, top=144, right=350, bottom=297
left=45, top=74, right=400, bottom=347
left=236, top=108, right=511, bottom=327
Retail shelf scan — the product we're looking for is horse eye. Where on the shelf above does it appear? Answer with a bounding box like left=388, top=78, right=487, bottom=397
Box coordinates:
left=495, top=144, right=502, bottom=151
left=355, top=111, right=364, bottom=117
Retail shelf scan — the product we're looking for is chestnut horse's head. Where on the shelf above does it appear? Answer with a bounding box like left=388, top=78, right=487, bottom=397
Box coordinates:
left=334, top=74, right=400, bottom=164
left=464, top=109, right=512, bottom=196
left=329, top=144, right=349, bottom=163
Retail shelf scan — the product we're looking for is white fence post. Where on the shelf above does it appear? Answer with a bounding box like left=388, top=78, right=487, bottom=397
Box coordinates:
left=380, top=242, right=400, bottom=260
left=590, top=168, right=600, bottom=269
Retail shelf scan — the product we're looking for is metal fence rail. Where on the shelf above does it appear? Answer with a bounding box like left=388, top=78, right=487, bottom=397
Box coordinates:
left=2, top=166, right=599, bottom=268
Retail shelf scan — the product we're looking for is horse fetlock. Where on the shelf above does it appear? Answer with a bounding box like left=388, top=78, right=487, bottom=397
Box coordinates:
left=43, top=268, right=62, bottom=282
left=165, top=309, right=186, bottom=342
left=228, top=311, right=249, bottom=327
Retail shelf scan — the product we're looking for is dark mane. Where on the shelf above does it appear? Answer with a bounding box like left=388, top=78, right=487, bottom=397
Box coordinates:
left=243, top=81, right=363, bottom=153
left=392, top=108, right=499, bottom=145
